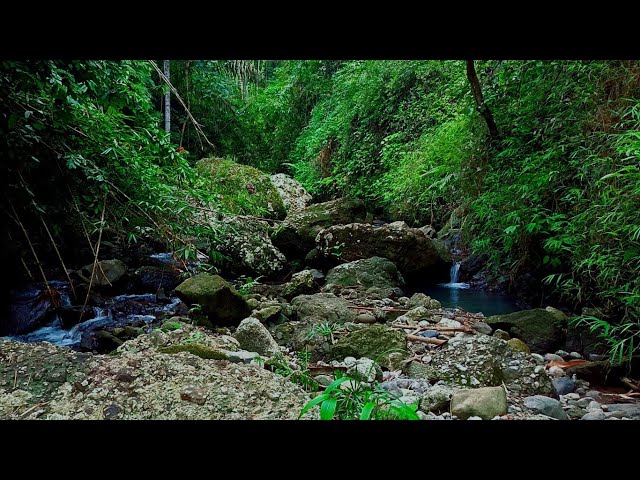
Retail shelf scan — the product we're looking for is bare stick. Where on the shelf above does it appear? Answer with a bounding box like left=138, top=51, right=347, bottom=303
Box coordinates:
left=406, top=334, right=447, bottom=346
left=81, top=194, right=107, bottom=314
left=348, top=306, right=409, bottom=312
left=392, top=324, right=474, bottom=333
left=148, top=60, right=215, bottom=148
left=37, top=210, right=76, bottom=300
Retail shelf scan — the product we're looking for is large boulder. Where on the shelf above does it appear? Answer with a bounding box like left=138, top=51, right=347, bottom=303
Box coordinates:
left=330, top=325, right=409, bottom=369
left=196, top=157, right=286, bottom=219
left=325, top=257, right=404, bottom=297
left=76, top=259, right=128, bottom=288
left=450, top=386, right=508, bottom=420
left=485, top=308, right=567, bottom=354
left=132, top=265, right=181, bottom=293
left=207, top=216, right=287, bottom=277
left=408, top=335, right=555, bottom=396
left=270, top=173, right=312, bottom=213
left=281, top=270, right=324, bottom=300
left=291, top=293, right=357, bottom=324
left=315, top=222, right=451, bottom=282
left=523, top=395, right=569, bottom=420
left=458, top=253, right=489, bottom=282
left=0, top=331, right=315, bottom=419
left=174, top=274, right=251, bottom=326
left=272, top=198, right=368, bottom=258
left=234, top=317, right=280, bottom=357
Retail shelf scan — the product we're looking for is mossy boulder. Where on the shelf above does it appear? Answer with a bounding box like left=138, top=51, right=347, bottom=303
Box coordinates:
left=272, top=197, right=368, bottom=259
left=315, top=222, right=451, bottom=282
left=507, top=338, right=531, bottom=354
left=330, top=325, right=409, bottom=368
left=158, top=343, right=230, bottom=360
left=132, top=265, right=181, bottom=293
left=451, top=386, right=508, bottom=420
left=325, top=256, right=404, bottom=297
left=281, top=270, right=322, bottom=300
left=270, top=173, right=312, bottom=213
left=196, top=157, right=286, bottom=219
left=486, top=308, right=567, bottom=354
left=174, top=273, right=251, bottom=327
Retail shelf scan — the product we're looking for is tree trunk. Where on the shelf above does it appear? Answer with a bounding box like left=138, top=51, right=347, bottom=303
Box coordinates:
left=164, top=60, right=171, bottom=134
left=466, top=60, right=499, bottom=139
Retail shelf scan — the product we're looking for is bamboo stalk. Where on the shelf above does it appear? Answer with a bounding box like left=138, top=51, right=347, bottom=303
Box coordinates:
left=81, top=194, right=107, bottom=314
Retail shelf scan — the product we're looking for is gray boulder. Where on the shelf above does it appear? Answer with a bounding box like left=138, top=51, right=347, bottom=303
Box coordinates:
left=524, top=395, right=569, bottom=420
left=234, top=317, right=280, bottom=357
left=325, top=256, right=404, bottom=297
left=270, top=173, right=312, bottom=213
left=451, top=386, right=508, bottom=420
left=486, top=308, right=567, bottom=354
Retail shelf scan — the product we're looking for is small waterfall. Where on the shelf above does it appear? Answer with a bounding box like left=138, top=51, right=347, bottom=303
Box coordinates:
left=450, top=261, right=461, bottom=284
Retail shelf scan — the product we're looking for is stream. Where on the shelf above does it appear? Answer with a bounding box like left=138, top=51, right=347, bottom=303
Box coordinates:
left=419, top=262, right=520, bottom=316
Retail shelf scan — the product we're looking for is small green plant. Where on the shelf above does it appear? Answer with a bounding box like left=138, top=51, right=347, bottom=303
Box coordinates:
left=571, top=311, right=640, bottom=366
left=305, top=321, right=339, bottom=344
left=269, top=351, right=318, bottom=392
left=188, top=303, right=204, bottom=315
left=299, top=373, right=420, bottom=420
left=329, top=242, right=345, bottom=259
left=184, top=331, right=206, bottom=343
left=237, top=276, right=258, bottom=295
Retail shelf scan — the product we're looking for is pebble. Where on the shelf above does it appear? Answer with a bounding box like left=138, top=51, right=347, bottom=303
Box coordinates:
left=418, top=320, right=430, bottom=327
left=439, top=318, right=462, bottom=328
left=555, top=350, right=570, bottom=358
left=587, top=401, right=602, bottom=411
left=419, top=330, right=439, bottom=338
left=547, top=366, right=565, bottom=378
left=467, top=416, right=483, bottom=420
left=576, top=397, right=594, bottom=408
left=553, top=376, right=576, bottom=395
left=343, top=357, right=357, bottom=367
left=492, top=329, right=510, bottom=340
left=585, top=390, right=602, bottom=399
left=530, top=353, right=545, bottom=364
left=568, top=351, right=583, bottom=359
left=563, top=393, right=580, bottom=401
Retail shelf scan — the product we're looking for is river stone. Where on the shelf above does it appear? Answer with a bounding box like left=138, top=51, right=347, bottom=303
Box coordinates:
left=272, top=197, right=368, bottom=258
left=175, top=273, right=251, bottom=326
left=450, top=386, right=508, bottom=420
left=234, top=317, right=280, bottom=357
left=507, top=338, right=530, bottom=354
left=77, top=259, right=128, bottom=288
left=553, top=376, right=576, bottom=395
left=486, top=308, right=567, bottom=354
left=330, top=325, right=408, bottom=368
left=524, top=395, right=569, bottom=420
left=282, top=270, right=322, bottom=300
left=493, top=329, right=510, bottom=340
left=315, top=222, right=451, bottom=282
left=407, top=293, right=441, bottom=310
left=291, top=293, right=357, bottom=324
left=605, top=404, right=640, bottom=419
left=132, top=265, right=180, bottom=293
left=474, top=322, right=493, bottom=335
left=346, top=358, right=383, bottom=383
left=544, top=353, right=565, bottom=362
left=581, top=410, right=606, bottom=420
left=420, top=385, right=454, bottom=413
left=355, top=314, right=377, bottom=324
left=325, top=256, right=404, bottom=296
left=269, top=173, right=312, bottom=213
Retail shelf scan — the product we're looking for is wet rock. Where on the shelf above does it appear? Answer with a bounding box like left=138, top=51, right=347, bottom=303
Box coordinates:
left=227, top=350, right=260, bottom=364
left=76, top=259, right=128, bottom=288
left=269, top=173, right=312, bottom=213
left=486, top=309, right=566, bottom=354
left=530, top=353, right=545, bottom=364
left=458, top=253, right=489, bottom=282
left=524, top=395, right=569, bottom=420
left=315, top=222, right=451, bottom=282
left=581, top=410, right=606, bottom=420
left=354, top=314, right=377, bottom=324
left=544, top=353, right=565, bottom=363
left=330, top=325, right=408, bottom=369
left=175, top=273, right=251, bottom=327
left=450, top=386, right=507, bottom=420
left=132, top=265, right=180, bottom=293
left=57, top=305, right=96, bottom=329
left=272, top=197, right=367, bottom=258
left=325, top=257, right=404, bottom=297
left=234, top=317, right=280, bottom=357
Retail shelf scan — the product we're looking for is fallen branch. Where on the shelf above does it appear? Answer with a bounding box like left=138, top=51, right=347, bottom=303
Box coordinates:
left=19, top=402, right=49, bottom=419
left=406, top=334, right=446, bottom=346
left=348, top=306, right=409, bottom=312
left=392, top=324, right=474, bottom=333
left=621, top=377, right=640, bottom=393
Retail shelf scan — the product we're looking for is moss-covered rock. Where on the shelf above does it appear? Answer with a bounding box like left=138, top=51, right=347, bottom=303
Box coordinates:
left=158, top=343, right=230, bottom=360
left=325, top=257, right=404, bottom=297
left=486, top=308, right=567, bottom=354
left=270, top=173, right=312, bottom=213
left=315, top=222, right=451, bottom=282
left=330, top=325, right=409, bottom=368
left=451, top=386, right=508, bottom=420
left=196, top=157, right=286, bottom=219
left=282, top=270, right=322, bottom=300
left=175, top=273, right=251, bottom=327
left=507, top=338, right=531, bottom=354
left=233, top=317, right=280, bottom=357
left=272, top=197, right=368, bottom=258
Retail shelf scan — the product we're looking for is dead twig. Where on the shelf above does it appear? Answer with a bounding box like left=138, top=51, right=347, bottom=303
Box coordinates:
left=19, top=402, right=49, bottom=419
left=392, top=324, right=474, bottom=333
left=406, top=334, right=447, bottom=346
left=621, top=377, right=640, bottom=393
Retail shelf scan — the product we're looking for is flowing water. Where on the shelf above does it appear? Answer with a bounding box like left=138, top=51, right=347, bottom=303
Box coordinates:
left=419, top=261, right=520, bottom=316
